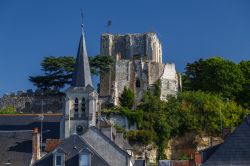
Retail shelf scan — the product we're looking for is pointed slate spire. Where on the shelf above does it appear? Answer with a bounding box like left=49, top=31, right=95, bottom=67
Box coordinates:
left=71, top=17, right=92, bottom=87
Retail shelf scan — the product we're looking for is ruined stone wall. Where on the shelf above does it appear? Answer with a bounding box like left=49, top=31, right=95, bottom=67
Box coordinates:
left=0, top=90, right=65, bottom=113
left=100, top=33, right=162, bottom=62
left=100, top=59, right=180, bottom=106
left=160, top=63, right=182, bottom=100
left=99, top=32, right=181, bottom=106
left=112, top=60, right=179, bottom=105
left=147, top=62, right=165, bottom=85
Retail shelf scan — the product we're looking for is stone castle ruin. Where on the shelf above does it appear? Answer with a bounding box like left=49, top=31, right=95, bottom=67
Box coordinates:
left=0, top=32, right=181, bottom=112
left=99, top=32, right=182, bottom=105
left=0, top=90, right=65, bottom=113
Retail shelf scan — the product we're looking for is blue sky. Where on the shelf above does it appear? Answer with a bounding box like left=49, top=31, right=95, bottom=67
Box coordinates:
left=0, top=0, right=250, bottom=96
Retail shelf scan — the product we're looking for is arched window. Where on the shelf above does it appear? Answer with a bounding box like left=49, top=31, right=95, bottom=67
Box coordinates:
left=74, top=98, right=79, bottom=112
left=81, top=98, right=86, bottom=112
left=25, top=102, right=31, bottom=109
left=136, top=78, right=140, bottom=88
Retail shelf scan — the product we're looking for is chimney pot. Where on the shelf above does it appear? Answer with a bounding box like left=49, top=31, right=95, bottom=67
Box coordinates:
left=32, top=128, right=41, bottom=164
left=34, top=127, right=39, bottom=134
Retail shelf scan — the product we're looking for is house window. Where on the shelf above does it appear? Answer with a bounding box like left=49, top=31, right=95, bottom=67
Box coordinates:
left=81, top=98, right=86, bottom=112
left=74, top=98, right=79, bottom=112
left=54, top=153, right=64, bottom=166
left=79, top=154, right=89, bottom=166
left=56, top=155, right=62, bottom=166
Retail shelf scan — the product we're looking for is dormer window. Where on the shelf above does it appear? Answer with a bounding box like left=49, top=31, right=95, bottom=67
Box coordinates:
left=56, top=155, right=62, bottom=166
left=79, top=154, right=89, bottom=166
left=79, top=150, right=91, bottom=166
left=53, top=153, right=64, bottom=166
left=74, top=98, right=79, bottom=112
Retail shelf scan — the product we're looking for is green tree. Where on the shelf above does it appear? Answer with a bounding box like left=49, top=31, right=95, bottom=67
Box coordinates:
left=139, top=90, right=178, bottom=159
left=127, top=130, right=156, bottom=146
left=238, top=60, right=250, bottom=109
left=201, top=57, right=243, bottom=99
left=119, top=87, right=135, bottom=109
left=29, top=55, right=114, bottom=91
left=139, top=91, right=165, bottom=112
left=0, top=106, right=18, bottom=114
left=183, top=57, right=244, bottom=100
left=29, top=56, right=75, bottom=91
left=183, top=58, right=205, bottom=91
left=177, top=91, right=248, bottom=135
left=114, top=90, right=248, bottom=160
left=89, top=55, right=114, bottom=75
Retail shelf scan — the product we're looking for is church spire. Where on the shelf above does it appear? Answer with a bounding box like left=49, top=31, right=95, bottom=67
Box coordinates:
left=71, top=12, right=92, bottom=87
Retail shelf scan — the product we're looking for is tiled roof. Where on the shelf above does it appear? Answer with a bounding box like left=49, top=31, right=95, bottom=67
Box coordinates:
left=202, top=115, right=250, bottom=166
left=0, top=131, right=33, bottom=166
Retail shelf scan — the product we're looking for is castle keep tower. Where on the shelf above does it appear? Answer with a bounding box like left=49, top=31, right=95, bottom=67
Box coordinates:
left=99, top=33, right=181, bottom=106
left=100, top=32, right=162, bottom=63
left=64, top=25, right=98, bottom=138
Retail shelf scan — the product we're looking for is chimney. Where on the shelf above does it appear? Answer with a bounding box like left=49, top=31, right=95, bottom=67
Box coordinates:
left=194, top=152, right=202, bottom=164
left=32, top=128, right=41, bottom=163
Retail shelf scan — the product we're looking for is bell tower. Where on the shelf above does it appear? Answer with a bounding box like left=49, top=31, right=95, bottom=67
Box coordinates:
left=64, top=19, right=98, bottom=138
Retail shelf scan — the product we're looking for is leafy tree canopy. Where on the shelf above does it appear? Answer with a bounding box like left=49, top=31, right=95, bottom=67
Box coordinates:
left=29, top=55, right=114, bottom=91
left=183, top=57, right=250, bottom=109
left=119, top=87, right=135, bottom=109
left=183, top=58, right=205, bottom=91
left=0, top=106, right=18, bottom=114
left=238, top=61, right=250, bottom=108
left=184, top=57, right=244, bottom=99
left=116, top=90, right=248, bottom=159
left=177, top=91, right=248, bottom=135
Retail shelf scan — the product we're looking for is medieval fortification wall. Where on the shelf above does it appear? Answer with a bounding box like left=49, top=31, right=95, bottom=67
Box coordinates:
left=0, top=90, right=65, bottom=113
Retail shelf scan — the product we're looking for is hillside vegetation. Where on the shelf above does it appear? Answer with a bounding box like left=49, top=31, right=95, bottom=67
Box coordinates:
left=108, top=57, right=250, bottom=159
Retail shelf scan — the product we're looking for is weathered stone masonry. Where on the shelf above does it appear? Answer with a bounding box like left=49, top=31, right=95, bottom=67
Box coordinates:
left=0, top=90, right=65, bottom=113
left=99, top=32, right=181, bottom=106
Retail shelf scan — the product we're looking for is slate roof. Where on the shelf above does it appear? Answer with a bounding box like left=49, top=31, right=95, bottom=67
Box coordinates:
left=0, top=114, right=64, bottom=141
left=88, top=126, right=132, bottom=157
left=0, top=114, right=63, bottom=125
left=134, top=159, right=146, bottom=166
left=71, top=27, right=92, bottom=87
left=0, top=131, right=33, bottom=166
left=33, top=134, right=110, bottom=166
left=202, top=115, right=250, bottom=166
left=82, top=127, right=133, bottom=166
